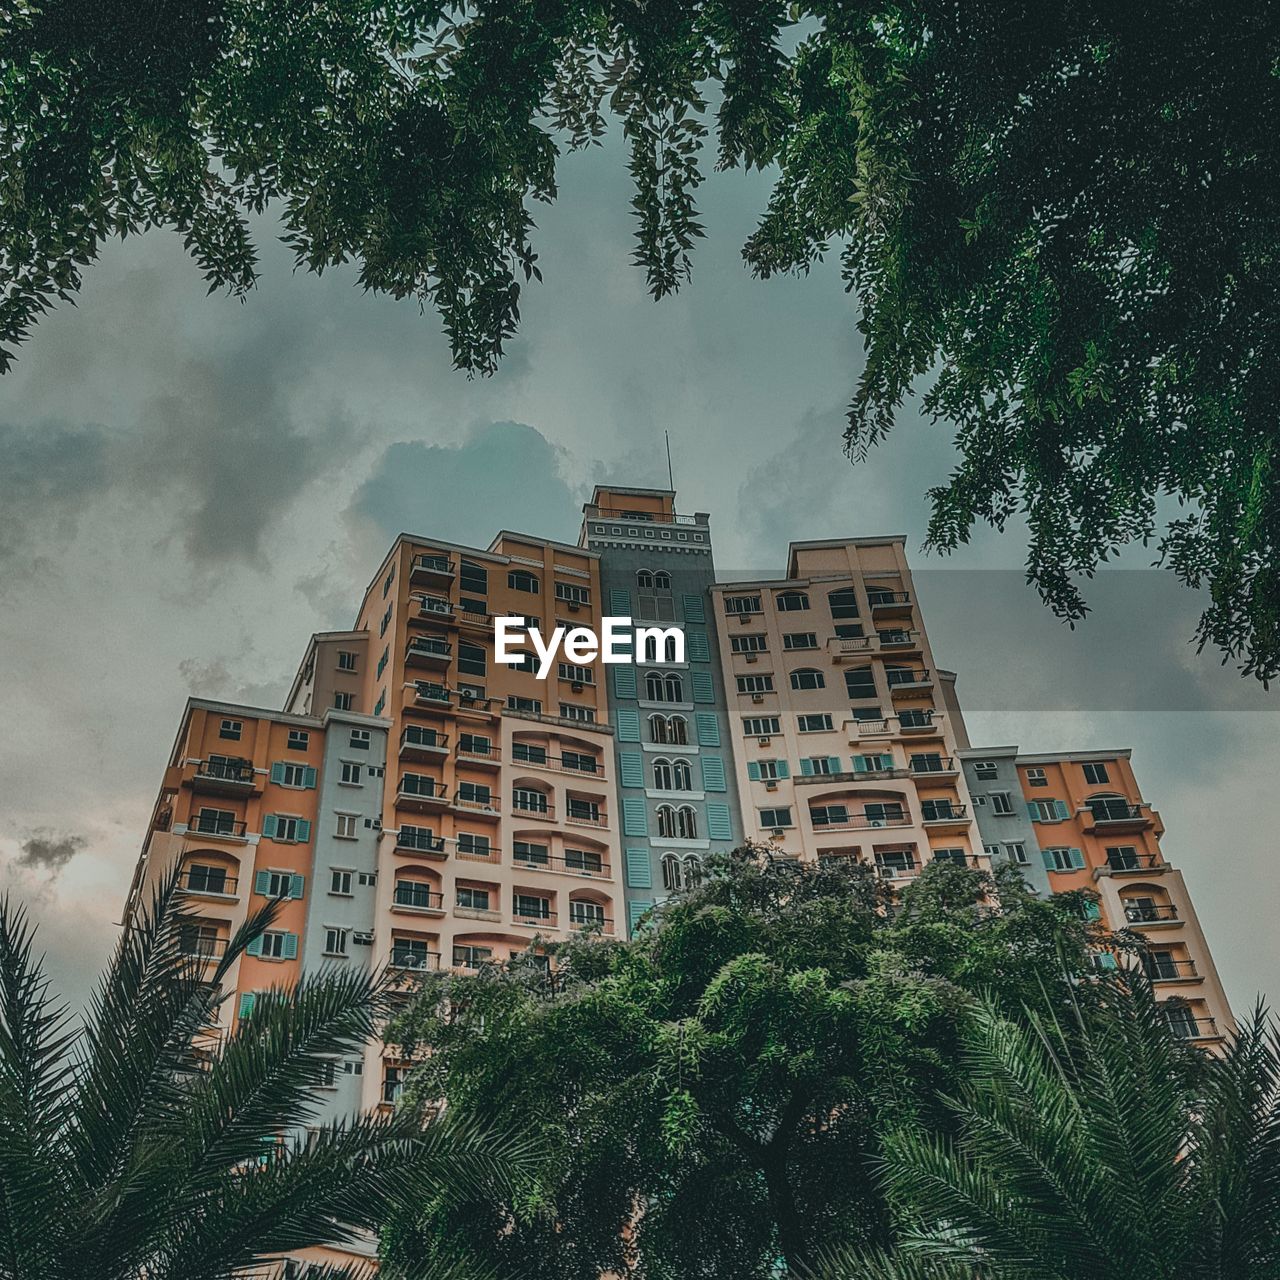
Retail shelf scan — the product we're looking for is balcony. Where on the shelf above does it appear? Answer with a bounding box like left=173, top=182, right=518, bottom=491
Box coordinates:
left=1143, top=957, right=1200, bottom=983
left=847, top=712, right=941, bottom=740
left=178, top=935, right=229, bottom=962
left=185, top=816, right=248, bottom=842
left=1123, top=902, right=1180, bottom=926
left=388, top=948, right=442, bottom=972
left=513, top=849, right=611, bottom=879
left=810, top=810, right=911, bottom=832
left=886, top=668, right=933, bottom=693
left=391, top=887, right=445, bottom=916
left=873, top=859, right=920, bottom=882
left=405, top=637, right=452, bottom=669
left=565, top=805, right=608, bottom=829
left=1099, top=850, right=1161, bottom=875
left=1168, top=1016, right=1223, bottom=1042
left=396, top=776, right=448, bottom=811
left=512, top=908, right=558, bottom=929
left=511, top=749, right=603, bottom=778
left=921, top=803, right=969, bottom=829
left=828, top=635, right=875, bottom=660
left=909, top=756, right=958, bottom=779
left=411, top=681, right=452, bottom=709
left=457, top=742, right=501, bottom=769
left=452, top=792, right=501, bottom=821
left=394, top=827, right=447, bottom=857
left=877, top=628, right=921, bottom=650
left=511, top=797, right=556, bottom=823
left=456, top=608, right=492, bottom=631
left=399, top=727, right=448, bottom=760
left=177, top=869, right=239, bottom=899
left=190, top=759, right=257, bottom=796
left=868, top=589, right=912, bottom=616
left=568, top=913, right=614, bottom=934
left=1082, top=800, right=1154, bottom=833
left=412, top=595, right=454, bottom=623
left=410, top=554, right=456, bottom=585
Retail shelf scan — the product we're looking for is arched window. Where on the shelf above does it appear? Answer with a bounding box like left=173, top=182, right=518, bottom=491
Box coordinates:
left=671, top=758, right=693, bottom=790
left=653, top=570, right=672, bottom=590
left=657, top=805, right=677, bottom=839
left=668, top=715, right=689, bottom=745
left=682, top=854, right=703, bottom=888
left=645, top=671, right=683, bottom=702
left=637, top=569, right=654, bottom=589
left=508, top=569, right=539, bottom=593
left=649, top=713, right=670, bottom=744
left=645, top=671, right=665, bottom=701
left=777, top=590, right=809, bottom=612
left=828, top=587, right=859, bottom=618
left=653, top=758, right=673, bottom=790
left=661, top=853, right=682, bottom=891
left=790, top=668, right=825, bottom=691
left=665, top=672, right=683, bottom=702
left=641, top=632, right=680, bottom=662
left=677, top=805, right=698, bottom=839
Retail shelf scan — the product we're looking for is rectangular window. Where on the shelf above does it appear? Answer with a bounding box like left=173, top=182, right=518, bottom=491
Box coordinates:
left=757, top=759, right=784, bottom=781
left=560, top=704, right=597, bottom=722
left=330, top=869, right=353, bottom=895
left=287, top=729, right=309, bottom=751
left=341, top=762, right=362, bottom=785
left=736, top=674, right=775, bottom=694
left=844, top=667, right=877, bottom=699
left=810, top=804, right=849, bottom=827
left=1025, top=767, right=1047, bottom=787
left=324, top=927, right=348, bottom=956
left=1106, top=845, right=1141, bottom=870
left=1045, top=847, right=1077, bottom=872
left=1005, top=842, right=1029, bottom=865
left=797, top=713, right=833, bottom=732
left=565, top=848, right=603, bottom=873
left=790, top=668, right=824, bottom=689
left=513, top=787, right=549, bottom=813
left=561, top=750, right=598, bottom=773
left=512, top=742, right=548, bottom=765
left=220, top=719, right=242, bottom=740
left=193, top=807, right=237, bottom=836
left=724, top=594, right=762, bottom=615
left=459, top=733, right=493, bottom=757
left=827, top=588, right=859, bottom=618
left=260, top=931, right=290, bottom=959
left=1031, top=800, right=1061, bottom=821
left=358, top=871, right=377, bottom=886
left=278, top=762, right=308, bottom=787
left=922, top=799, right=960, bottom=821
left=382, top=568, right=394, bottom=598
left=506, top=694, right=543, bottom=714
left=337, top=650, right=357, bottom=672
left=349, top=729, right=370, bottom=750
left=759, top=807, right=793, bottom=828
left=514, top=840, right=550, bottom=865
left=730, top=634, right=767, bottom=654
left=990, top=791, right=1013, bottom=815
left=333, top=692, right=354, bottom=711
left=743, top=716, right=781, bottom=736
left=454, top=944, right=493, bottom=969
left=272, top=816, right=302, bottom=842
left=457, top=886, right=492, bottom=911
left=554, top=581, right=590, bottom=606
left=514, top=894, right=551, bottom=920
left=458, top=641, right=487, bottom=676
left=566, top=797, right=600, bottom=821
left=460, top=559, right=488, bottom=595
left=457, top=832, right=492, bottom=856
left=782, top=632, right=818, bottom=651
left=558, top=662, right=594, bottom=684
left=972, top=760, right=999, bottom=779
left=777, top=591, right=809, bottom=612
left=508, top=569, right=539, bottom=593
left=334, top=813, right=358, bottom=840
left=379, top=606, right=391, bottom=637
left=1083, top=761, right=1111, bottom=784
left=803, top=756, right=836, bottom=775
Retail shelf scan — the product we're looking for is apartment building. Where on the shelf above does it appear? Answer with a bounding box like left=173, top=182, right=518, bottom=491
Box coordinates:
left=710, top=537, right=985, bottom=884
left=965, top=747, right=1232, bottom=1046
left=579, top=486, right=743, bottom=929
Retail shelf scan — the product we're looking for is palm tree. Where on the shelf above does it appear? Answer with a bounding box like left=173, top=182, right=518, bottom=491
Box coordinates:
left=820, top=983, right=1280, bottom=1280
left=0, top=874, right=530, bottom=1280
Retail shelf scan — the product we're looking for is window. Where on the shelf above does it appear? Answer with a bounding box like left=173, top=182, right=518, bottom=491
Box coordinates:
left=514, top=840, right=549, bottom=865
left=561, top=704, right=597, bottom=722
left=459, top=732, right=492, bottom=758
left=458, top=641, right=487, bottom=676
left=803, top=755, right=837, bottom=775
left=649, top=713, right=690, bottom=744
left=661, top=852, right=683, bottom=891
left=827, top=588, right=859, bottom=618
left=931, top=848, right=968, bottom=867
left=192, top=807, right=237, bottom=836
left=972, top=760, right=999, bottom=780
left=379, top=605, right=391, bottom=636
left=277, top=762, right=307, bottom=788
left=260, top=869, right=295, bottom=899
left=324, top=928, right=348, bottom=956
left=454, top=944, right=494, bottom=969
left=759, top=807, right=793, bottom=829
left=850, top=706, right=884, bottom=722
left=724, top=594, right=761, bottom=615
left=756, top=758, right=785, bottom=781
left=743, top=716, right=781, bottom=736
left=645, top=671, right=684, bottom=702
left=899, top=708, right=934, bottom=727
left=555, top=581, right=590, bottom=606
left=1030, top=799, right=1061, bottom=821
left=514, top=894, right=552, bottom=920
left=334, top=813, right=358, bottom=840
left=508, top=569, right=539, bottom=593
left=456, top=886, right=491, bottom=911
left=358, top=871, right=377, bottom=886
left=810, top=804, right=849, bottom=828
left=512, top=741, right=548, bottom=765
left=1106, top=846, right=1142, bottom=870
left=565, top=848, right=604, bottom=873
left=330, top=869, right=353, bottom=895
left=834, top=623, right=864, bottom=639
left=1083, top=761, right=1111, bottom=784
left=337, top=650, right=357, bottom=671
left=259, top=931, right=291, bottom=960
left=570, top=899, right=606, bottom=927
left=383, top=568, right=395, bottom=598
left=457, top=832, right=492, bottom=857
left=656, top=805, right=698, bottom=839
left=460, top=559, right=488, bottom=595
left=561, top=750, right=598, bottom=773
left=457, top=781, right=492, bottom=806
left=272, top=816, right=305, bottom=842
left=865, top=802, right=906, bottom=824
left=349, top=729, right=370, bottom=750
left=1044, top=847, right=1079, bottom=872
left=340, top=762, right=362, bottom=785
left=513, top=787, right=549, bottom=814
left=1005, top=842, right=1029, bottom=864
left=566, top=797, right=600, bottom=822
left=910, top=753, right=944, bottom=773
left=789, top=667, right=824, bottom=690
left=736, top=674, right=775, bottom=694
left=1025, top=767, right=1047, bottom=787
left=184, top=863, right=228, bottom=894
left=558, top=662, right=594, bottom=684
left=382, top=1065, right=405, bottom=1103
left=390, top=938, right=433, bottom=970
left=922, top=799, right=960, bottom=821
left=506, top=694, right=542, bottom=714
left=844, top=667, right=877, bottom=699
left=797, top=713, right=833, bottom=732
left=783, top=632, right=818, bottom=651
left=652, top=758, right=693, bottom=790
left=1162, top=1001, right=1201, bottom=1039
left=343, top=1059, right=364, bottom=1076
left=989, top=791, right=1013, bottom=815
left=777, top=590, right=809, bottom=611
left=730, top=634, right=767, bottom=654
left=287, top=730, right=309, bottom=751
left=220, top=719, right=242, bottom=740
left=875, top=849, right=916, bottom=876
left=333, top=692, right=354, bottom=711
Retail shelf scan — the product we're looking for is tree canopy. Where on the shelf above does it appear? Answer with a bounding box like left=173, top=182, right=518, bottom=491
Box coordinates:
left=383, top=852, right=1112, bottom=1279
left=4, top=0, right=1277, bottom=677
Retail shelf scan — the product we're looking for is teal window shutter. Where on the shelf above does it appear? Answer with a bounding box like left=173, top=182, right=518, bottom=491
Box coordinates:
left=686, top=631, right=710, bottom=662
left=701, top=755, right=727, bottom=792
left=622, top=797, right=649, bottom=836
left=619, top=751, right=645, bottom=788
left=1027, top=802, right=1041, bottom=821
left=694, top=713, right=720, bottom=746
left=1055, top=800, right=1071, bottom=820
left=775, top=760, right=790, bottom=779
left=262, top=815, right=278, bottom=839
left=295, top=820, right=311, bottom=844
left=1041, top=849, right=1058, bottom=870
left=747, top=761, right=761, bottom=782
left=246, top=935, right=263, bottom=957
left=254, top=869, right=271, bottom=895
left=1070, top=847, right=1086, bottom=869
left=1096, top=952, right=1117, bottom=970
left=706, top=803, right=733, bottom=842
left=681, top=593, right=705, bottom=623
left=852, top=755, right=868, bottom=772
left=627, top=899, right=651, bottom=934
left=691, top=671, right=714, bottom=703
left=624, top=847, right=652, bottom=888
left=1083, top=899, right=1102, bottom=921
left=238, top=992, right=257, bottom=1019
left=282, top=933, right=299, bottom=960
left=800, top=758, right=815, bottom=776
left=829, top=756, right=846, bottom=774
left=270, top=762, right=285, bottom=784
left=303, top=766, right=317, bottom=788
left=610, top=588, right=632, bottom=616
left=613, top=665, right=637, bottom=699
left=290, top=873, right=305, bottom=899
left=615, top=708, right=641, bottom=742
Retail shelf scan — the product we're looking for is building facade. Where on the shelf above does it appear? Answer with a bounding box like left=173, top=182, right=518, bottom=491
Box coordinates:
left=579, top=486, right=743, bottom=930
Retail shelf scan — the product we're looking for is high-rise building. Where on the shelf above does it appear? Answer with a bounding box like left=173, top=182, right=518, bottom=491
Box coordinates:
left=579, top=486, right=742, bottom=928
left=963, top=747, right=1234, bottom=1046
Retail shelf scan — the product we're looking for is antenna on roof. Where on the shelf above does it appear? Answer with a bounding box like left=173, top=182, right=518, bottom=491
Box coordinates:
left=665, top=430, right=674, bottom=491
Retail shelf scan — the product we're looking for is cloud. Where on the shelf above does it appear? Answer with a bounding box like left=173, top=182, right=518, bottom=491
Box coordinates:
left=16, top=831, right=88, bottom=876
left=346, top=421, right=582, bottom=551
left=178, top=656, right=291, bottom=708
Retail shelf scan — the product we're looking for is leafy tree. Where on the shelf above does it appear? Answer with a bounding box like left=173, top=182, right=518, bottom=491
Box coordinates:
left=820, top=985, right=1280, bottom=1280
left=4, top=0, right=1277, bottom=677
left=0, top=875, right=530, bottom=1280
left=383, top=851, right=1110, bottom=1279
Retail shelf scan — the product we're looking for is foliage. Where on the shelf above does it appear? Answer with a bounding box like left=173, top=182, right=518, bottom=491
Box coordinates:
left=0, top=873, right=530, bottom=1280
left=3, top=1, right=1277, bottom=676
left=819, top=985, right=1280, bottom=1280
left=383, top=850, right=1110, bottom=1278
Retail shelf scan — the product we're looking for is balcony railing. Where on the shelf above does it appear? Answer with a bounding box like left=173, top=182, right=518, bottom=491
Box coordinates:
left=405, top=637, right=452, bottom=665
left=810, top=811, right=911, bottom=831
left=1086, top=801, right=1152, bottom=827
left=921, top=803, right=968, bottom=824
left=1124, top=902, right=1179, bottom=923
left=909, top=756, right=957, bottom=776
left=511, top=750, right=602, bottom=776
left=878, top=629, right=920, bottom=648
left=512, top=908, right=557, bottom=928
left=1104, top=851, right=1160, bottom=872
left=412, top=681, right=452, bottom=706
left=513, top=849, right=610, bottom=878
left=411, top=554, right=456, bottom=581
left=397, top=777, right=446, bottom=807
left=187, top=816, right=247, bottom=839
left=400, top=727, right=448, bottom=756
left=511, top=798, right=555, bottom=821
left=565, top=806, right=607, bottom=828
left=453, top=793, right=500, bottom=817
left=178, top=870, right=239, bottom=897
left=389, top=949, right=442, bottom=972
left=1144, top=957, right=1199, bottom=981
left=195, top=759, right=255, bottom=784
left=392, top=887, right=444, bottom=911
left=457, top=742, right=501, bottom=766
left=868, top=590, right=912, bottom=610
left=179, top=936, right=229, bottom=959
left=1165, top=1013, right=1219, bottom=1040
left=886, top=668, right=932, bottom=688
left=569, top=913, right=614, bottom=933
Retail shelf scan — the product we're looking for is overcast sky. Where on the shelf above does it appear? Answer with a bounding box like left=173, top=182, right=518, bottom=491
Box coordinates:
left=1, top=136, right=1275, bottom=1019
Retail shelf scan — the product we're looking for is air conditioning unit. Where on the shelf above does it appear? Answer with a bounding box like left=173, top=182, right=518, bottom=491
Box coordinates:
left=771, top=828, right=786, bottom=837
left=869, top=819, right=886, bottom=828
left=739, top=614, right=752, bottom=625
left=571, top=681, right=584, bottom=692
left=746, top=654, right=758, bottom=663
left=765, top=781, right=778, bottom=792
left=751, top=693, right=764, bottom=703
left=757, top=736, right=771, bottom=745
left=568, top=602, right=580, bottom=612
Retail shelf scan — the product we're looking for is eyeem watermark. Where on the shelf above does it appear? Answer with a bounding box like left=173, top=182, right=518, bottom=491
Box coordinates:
left=495, top=617, right=684, bottom=679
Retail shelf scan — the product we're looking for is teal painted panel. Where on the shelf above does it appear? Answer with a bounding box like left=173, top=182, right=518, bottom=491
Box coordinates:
left=624, top=847, right=652, bottom=888
left=610, top=588, right=632, bottom=616
left=691, top=671, right=714, bottom=703
left=622, top=796, right=649, bottom=836
left=694, top=713, right=720, bottom=746
left=619, top=751, right=645, bottom=789
left=700, top=755, right=727, bottom=792
left=706, top=802, right=733, bottom=842
left=615, top=707, right=641, bottom=742
left=613, top=665, right=637, bottom=699
left=681, top=593, right=706, bottom=623
left=686, top=631, right=711, bottom=662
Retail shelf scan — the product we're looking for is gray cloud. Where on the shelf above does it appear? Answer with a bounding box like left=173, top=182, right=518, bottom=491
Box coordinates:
left=178, top=656, right=290, bottom=708
left=16, top=831, right=87, bottom=876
